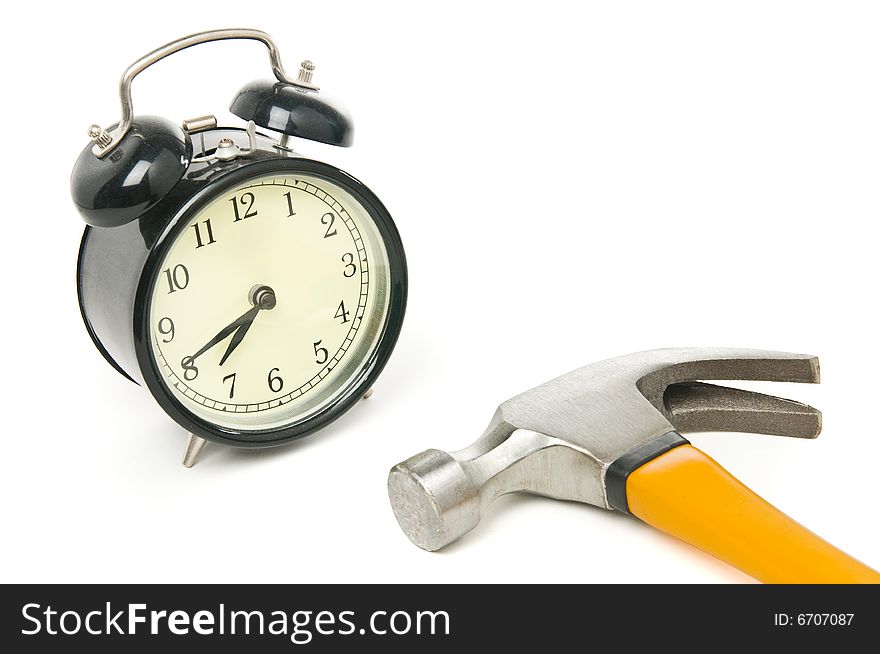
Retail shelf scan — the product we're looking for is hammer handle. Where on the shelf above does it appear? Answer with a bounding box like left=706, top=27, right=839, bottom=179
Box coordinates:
left=626, top=445, right=880, bottom=583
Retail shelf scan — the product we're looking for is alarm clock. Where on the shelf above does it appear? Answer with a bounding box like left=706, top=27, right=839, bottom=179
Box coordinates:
left=72, top=29, right=407, bottom=467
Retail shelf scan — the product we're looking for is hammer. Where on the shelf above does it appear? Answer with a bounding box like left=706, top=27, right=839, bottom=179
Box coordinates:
left=388, top=348, right=879, bottom=583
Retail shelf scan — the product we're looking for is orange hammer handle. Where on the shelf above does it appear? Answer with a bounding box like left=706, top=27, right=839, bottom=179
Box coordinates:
left=626, top=445, right=880, bottom=583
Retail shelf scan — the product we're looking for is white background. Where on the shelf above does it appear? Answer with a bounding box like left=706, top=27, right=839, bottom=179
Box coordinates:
left=1, top=1, right=878, bottom=583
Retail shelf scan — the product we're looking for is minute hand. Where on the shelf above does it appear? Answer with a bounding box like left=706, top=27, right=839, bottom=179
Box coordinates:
left=190, top=306, right=260, bottom=362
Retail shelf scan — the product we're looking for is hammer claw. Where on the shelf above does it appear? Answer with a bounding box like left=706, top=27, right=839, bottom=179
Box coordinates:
left=664, top=382, right=822, bottom=439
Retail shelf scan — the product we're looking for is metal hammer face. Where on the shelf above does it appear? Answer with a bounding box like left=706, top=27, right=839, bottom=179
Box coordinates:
left=388, top=348, right=821, bottom=552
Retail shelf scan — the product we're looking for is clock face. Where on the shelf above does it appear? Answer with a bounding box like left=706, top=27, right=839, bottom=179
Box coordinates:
left=146, top=169, right=394, bottom=435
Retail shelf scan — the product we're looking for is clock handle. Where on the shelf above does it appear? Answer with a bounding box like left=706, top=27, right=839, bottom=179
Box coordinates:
left=90, top=28, right=316, bottom=158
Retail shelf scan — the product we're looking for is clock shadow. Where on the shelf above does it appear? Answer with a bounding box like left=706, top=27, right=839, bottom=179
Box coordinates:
left=199, top=394, right=379, bottom=466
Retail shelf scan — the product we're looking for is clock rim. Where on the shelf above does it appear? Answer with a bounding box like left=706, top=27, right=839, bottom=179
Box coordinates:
left=132, top=157, right=407, bottom=447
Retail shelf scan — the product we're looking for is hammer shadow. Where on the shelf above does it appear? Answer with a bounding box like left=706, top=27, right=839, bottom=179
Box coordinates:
left=438, top=493, right=749, bottom=582
left=432, top=492, right=632, bottom=556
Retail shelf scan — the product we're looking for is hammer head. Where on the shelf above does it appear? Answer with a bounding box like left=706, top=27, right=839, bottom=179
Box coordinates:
left=388, top=348, right=821, bottom=551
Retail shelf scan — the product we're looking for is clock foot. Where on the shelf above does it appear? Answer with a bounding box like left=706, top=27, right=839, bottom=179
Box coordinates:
left=182, top=433, right=207, bottom=468
left=362, top=388, right=374, bottom=400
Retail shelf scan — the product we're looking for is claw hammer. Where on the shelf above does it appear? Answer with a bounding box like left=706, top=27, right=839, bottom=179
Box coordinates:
left=388, top=348, right=880, bottom=583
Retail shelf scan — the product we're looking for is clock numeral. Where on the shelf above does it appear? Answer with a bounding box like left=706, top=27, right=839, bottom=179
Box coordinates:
left=342, top=252, right=357, bottom=278
left=283, top=191, right=296, bottom=217
left=157, top=317, right=175, bottom=343
left=223, top=373, right=236, bottom=399
left=321, top=212, right=338, bottom=238
left=268, top=368, right=284, bottom=393
left=314, top=340, right=329, bottom=365
left=230, top=192, right=258, bottom=222
left=334, top=300, right=351, bottom=324
left=162, top=264, right=190, bottom=294
left=180, top=356, right=199, bottom=381
left=191, top=219, right=216, bottom=248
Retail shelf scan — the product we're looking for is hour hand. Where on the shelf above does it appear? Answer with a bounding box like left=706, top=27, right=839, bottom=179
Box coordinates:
left=219, top=319, right=255, bottom=366
left=190, top=306, right=260, bottom=362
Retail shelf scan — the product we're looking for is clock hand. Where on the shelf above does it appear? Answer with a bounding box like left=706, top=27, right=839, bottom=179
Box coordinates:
left=185, top=285, right=277, bottom=365
left=217, top=285, right=278, bottom=365
left=219, top=318, right=256, bottom=366
left=189, top=306, right=260, bottom=362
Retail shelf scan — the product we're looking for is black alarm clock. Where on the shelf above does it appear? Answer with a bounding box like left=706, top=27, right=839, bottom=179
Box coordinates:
left=72, top=29, right=407, bottom=467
